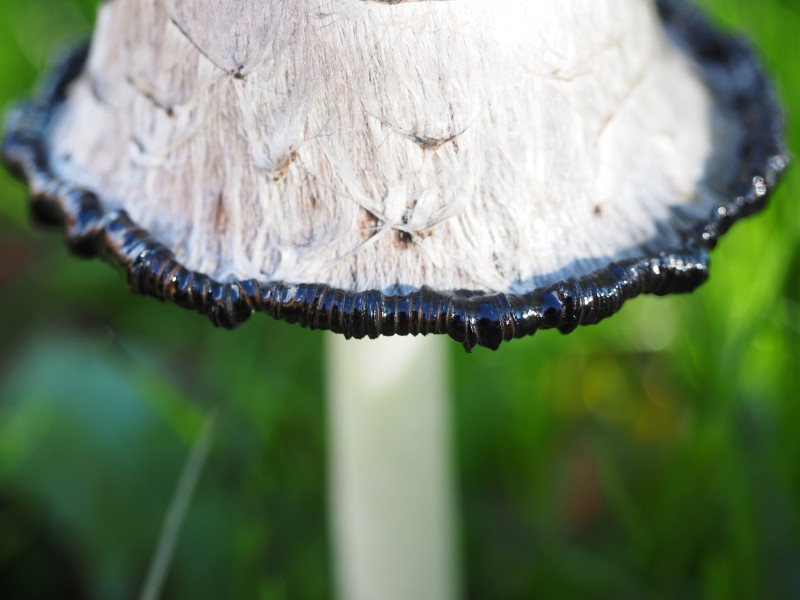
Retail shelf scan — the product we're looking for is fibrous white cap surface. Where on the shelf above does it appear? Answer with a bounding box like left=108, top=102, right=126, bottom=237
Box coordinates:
left=49, top=0, right=738, bottom=294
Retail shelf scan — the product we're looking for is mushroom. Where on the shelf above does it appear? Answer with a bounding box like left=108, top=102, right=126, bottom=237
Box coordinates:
left=1, top=0, right=788, bottom=598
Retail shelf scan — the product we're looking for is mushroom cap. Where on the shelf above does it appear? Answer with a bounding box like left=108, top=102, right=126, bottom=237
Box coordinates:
left=2, top=0, right=789, bottom=351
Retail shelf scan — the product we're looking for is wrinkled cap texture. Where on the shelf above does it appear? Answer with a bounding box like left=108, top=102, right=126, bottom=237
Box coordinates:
left=1, top=0, right=789, bottom=350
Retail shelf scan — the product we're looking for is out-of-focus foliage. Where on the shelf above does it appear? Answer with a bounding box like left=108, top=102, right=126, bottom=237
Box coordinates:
left=0, top=0, right=798, bottom=598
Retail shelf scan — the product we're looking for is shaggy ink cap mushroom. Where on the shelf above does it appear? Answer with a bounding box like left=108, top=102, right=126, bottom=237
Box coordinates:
left=2, top=0, right=790, bottom=351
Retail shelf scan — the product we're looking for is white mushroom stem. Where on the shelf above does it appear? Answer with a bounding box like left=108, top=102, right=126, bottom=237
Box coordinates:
left=327, top=334, right=459, bottom=600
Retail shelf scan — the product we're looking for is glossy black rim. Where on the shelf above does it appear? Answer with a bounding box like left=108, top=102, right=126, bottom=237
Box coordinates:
left=1, top=0, right=790, bottom=351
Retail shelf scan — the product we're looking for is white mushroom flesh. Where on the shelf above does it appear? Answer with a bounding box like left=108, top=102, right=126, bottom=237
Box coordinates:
left=48, top=0, right=740, bottom=294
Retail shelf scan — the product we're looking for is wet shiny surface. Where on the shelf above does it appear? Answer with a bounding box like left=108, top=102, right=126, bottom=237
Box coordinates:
left=0, top=0, right=790, bottom=351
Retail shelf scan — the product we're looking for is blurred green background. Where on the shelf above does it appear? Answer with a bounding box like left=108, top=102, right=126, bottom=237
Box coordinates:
left=0, top=1, right=798, bottom=598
